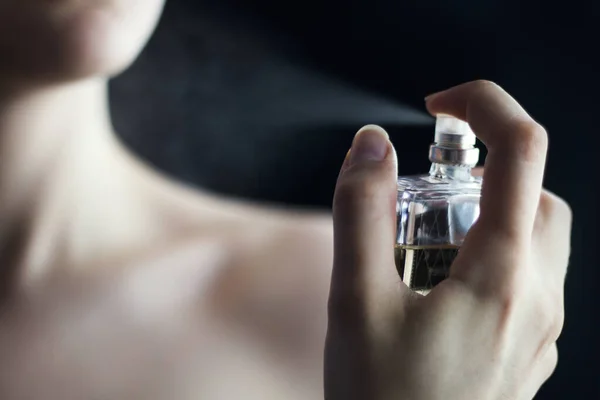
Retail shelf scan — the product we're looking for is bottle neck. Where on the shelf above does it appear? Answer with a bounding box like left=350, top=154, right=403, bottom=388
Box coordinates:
left=429, top=162, right=473, bottom=181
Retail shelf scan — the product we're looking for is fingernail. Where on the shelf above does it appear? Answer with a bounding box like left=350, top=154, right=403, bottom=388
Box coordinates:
left=350, top=125, right=389, bottom=164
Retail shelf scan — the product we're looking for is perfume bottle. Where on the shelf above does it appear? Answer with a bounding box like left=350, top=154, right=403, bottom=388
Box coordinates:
left=395, top=115, right=482, bottom=295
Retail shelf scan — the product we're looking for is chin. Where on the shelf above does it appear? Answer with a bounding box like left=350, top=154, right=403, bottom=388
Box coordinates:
left=58, top=8, right=157, bottom=79
left=0, top=0, right=165, bottom=83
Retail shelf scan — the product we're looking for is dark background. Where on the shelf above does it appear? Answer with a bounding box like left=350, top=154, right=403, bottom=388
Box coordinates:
left=110, top=0, right=599, bottom=397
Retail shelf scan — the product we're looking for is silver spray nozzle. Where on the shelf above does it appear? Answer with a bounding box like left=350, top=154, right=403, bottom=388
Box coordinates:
left=429, top=114, right=479, bottom=166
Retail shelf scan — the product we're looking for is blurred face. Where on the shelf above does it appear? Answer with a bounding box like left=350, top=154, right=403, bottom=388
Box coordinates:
left=0, top=0, right=166, bottom=84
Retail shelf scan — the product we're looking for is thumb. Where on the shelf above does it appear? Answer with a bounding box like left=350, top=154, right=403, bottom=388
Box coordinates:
left=330, top=125, right=405, bottom=325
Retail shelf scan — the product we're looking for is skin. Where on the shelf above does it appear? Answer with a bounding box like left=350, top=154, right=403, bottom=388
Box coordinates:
left=325, top=81, right=572, bottom=399
left=0, top=1, right=332, bottom=398
left=0, top=2, right=571, bottom=400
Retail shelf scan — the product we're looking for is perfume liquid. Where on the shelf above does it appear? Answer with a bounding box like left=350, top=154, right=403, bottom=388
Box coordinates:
left=395, top=244, right=460, bottom=295
left=395, top=115, right=482, bottom=293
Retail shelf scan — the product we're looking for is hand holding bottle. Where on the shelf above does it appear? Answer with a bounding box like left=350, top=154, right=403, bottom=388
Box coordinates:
left=324, top=81, right=572, bottom=400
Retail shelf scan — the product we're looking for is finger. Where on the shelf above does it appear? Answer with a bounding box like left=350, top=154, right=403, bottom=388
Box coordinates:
left=520, top=343, right=558, bottom=400
left=426, top=80, right=548, bottom=246
left=329, top=125, right=404, bottom=326
left=533, top=190, right=573, bottom=281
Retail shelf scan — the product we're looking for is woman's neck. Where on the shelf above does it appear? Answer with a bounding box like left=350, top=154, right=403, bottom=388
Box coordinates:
left=0, top=79, right=113, bottom=212
left=0, top=78, right=160, bottom=286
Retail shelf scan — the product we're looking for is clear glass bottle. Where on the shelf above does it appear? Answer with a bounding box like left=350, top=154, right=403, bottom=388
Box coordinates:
left=395, top=115, right=482, bottom=295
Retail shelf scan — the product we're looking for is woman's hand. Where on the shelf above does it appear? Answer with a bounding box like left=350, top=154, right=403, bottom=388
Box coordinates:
left=324, top=80, right=571, bottom=400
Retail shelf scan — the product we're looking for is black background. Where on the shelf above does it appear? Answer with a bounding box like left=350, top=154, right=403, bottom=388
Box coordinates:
left=110, top=0, right=599, bottom=397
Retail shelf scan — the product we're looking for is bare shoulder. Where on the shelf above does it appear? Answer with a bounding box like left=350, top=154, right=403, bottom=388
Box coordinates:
left=145, top=169, right=335, bottom=282
left=205, top=206, right=334, bottom=360
left=146, top=176, right=335, bottom=307
left=151, top=176, right=334, bottom=269
left=251, top=208, right=334, bottom=267
left=141, top=179, right=335, bottom=367
left=218, top=206, right=334, bottom=297
left=245, top=207, right=333, bottom=283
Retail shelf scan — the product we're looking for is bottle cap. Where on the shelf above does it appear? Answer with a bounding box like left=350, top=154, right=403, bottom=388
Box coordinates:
left=434, top=114, right=476, bottom=147
left=429, top=114, right=479, bottom=166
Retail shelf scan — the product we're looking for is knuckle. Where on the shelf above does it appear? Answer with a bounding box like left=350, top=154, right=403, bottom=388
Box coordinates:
left=550, top=193, right=573, bottom=222
left=537, top=300, right=565, bottom=345
left=540, top=344, right=559, bottom=383
left=538, top=191, right=573, bottom=227
left=510, top=120, right=549, bottom=162
left=548, top=308, right=565, bottom=342
left=558, top=200, right=573, bottom=224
